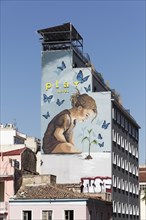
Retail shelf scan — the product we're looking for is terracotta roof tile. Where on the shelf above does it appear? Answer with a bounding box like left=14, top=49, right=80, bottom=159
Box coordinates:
left=15, top=184, right=104, bottom=201
left=0, top=147, right=26, bottom=156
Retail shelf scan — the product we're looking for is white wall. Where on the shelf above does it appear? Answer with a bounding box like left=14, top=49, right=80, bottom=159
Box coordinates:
left=0, top=129, right=16, bottom=145
left=40, top=152, right=111, bottom=183
left=9, top=200, right=87, bottom=220
left=25, top=137, right=40, bottom=152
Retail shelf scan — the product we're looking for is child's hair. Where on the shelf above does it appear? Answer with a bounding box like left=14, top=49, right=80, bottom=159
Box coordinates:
left=70, top=89, right=97, bottom=121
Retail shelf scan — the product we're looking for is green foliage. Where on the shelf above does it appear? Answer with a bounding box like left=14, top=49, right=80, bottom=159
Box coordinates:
left=82, top=129, right=98, bottom=159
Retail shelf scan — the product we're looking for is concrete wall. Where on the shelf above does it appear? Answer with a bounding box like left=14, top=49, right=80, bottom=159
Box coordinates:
left=1, top=129, right=16, bottom=145
left=21, top=174, right=56, bottom=186
left=40, top=152, right=111, bottom=183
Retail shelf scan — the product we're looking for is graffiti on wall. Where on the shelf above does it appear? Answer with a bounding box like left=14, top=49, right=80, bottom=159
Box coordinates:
left=80, top=176, right=111, bottom=193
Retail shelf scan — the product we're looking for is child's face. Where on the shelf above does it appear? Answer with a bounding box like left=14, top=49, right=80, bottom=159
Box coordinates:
left=76, top=107, right=94, bottom=122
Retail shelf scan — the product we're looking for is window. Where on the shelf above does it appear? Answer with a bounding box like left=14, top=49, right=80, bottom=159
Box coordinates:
left=125, top=180, right=128, bottom=192
left=133, top=184, right=136, bottom=194
left=42, top=210, right=53, bottom=220
left=125, top=203, right=128, bottom=215
left=23, top=211, right=32, bottom=220
left=65, top=210, right=74, bottom=220
left=125, top=160, right=128, bottom=172
left=113, top=152, right=117, bottom=165
left=117, top=133, right=121, bottom=146
left=112, top=129, right=116, bottom=142
left=117, top=155, right=121, bottom=167
left=133, top=165, right=136, bottom=176
left=125, top=140, right=128, bottom=151
left=129, top=162, right=132, bottom=173
left=113, top=175, right=116, bottom=187
left=129, top=182, right=132, bottom=193
left=117, top=201, right=121, bottom=214
left=121, top=178, right=124, bottom=191
left=121, top=115, right=124, bottom=128
left=129, top=123, right=132, bottom=135
left=125, top=119, right=128, bottom=131
left=121, top=157, right=124, bottom=170
left=14, top=159, right=20, bottom=169
left=135, top=129, right=138, bottom=141
left=14, top=136, right=25, bottom=144
left=132, top=126, right=136, bottom=138
left=129, top=143, right=132, bottom=154
left=135, top=148, right=138, bottom=159
left=130, top=144, right=134, bottom=156
left=112, top=108, right=117, bottom=120
left=133, top=205, right=136, bottom=215
left=121, top=136, right=124, bottom=148
left=113, top=201, right=117, bottom=213
left=117, top=111, right=121, bottom=124
left=117, top=177, right=121, bottom=189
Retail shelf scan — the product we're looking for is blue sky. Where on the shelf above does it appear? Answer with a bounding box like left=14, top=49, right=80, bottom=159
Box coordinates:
left=1, top=1, right=145, bottom=164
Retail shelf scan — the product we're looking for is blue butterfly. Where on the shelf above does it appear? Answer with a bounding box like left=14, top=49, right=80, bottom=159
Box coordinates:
left=42, top=111, right=50, bottom=119
left=98, top=142, right=104, bottom=147
left=98, top=133, right=103, bottom=140
left=56, top=98, right=65, bottom=106
left=84, top=84, right=91, bottom=92
left=102, top=120, right=110, bottom=129
left=57, top=61, right=66, bottom=71
left=76, top=70, right=90, bottom=83
left=43, top=94, right=53, bottom=103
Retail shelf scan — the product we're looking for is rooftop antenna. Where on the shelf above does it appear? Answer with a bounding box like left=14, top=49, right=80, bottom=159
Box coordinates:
left=13, top=118, right=17, bottom=130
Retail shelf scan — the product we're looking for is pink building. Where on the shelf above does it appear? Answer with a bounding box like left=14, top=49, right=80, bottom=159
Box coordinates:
left=9, top=175, right=112, bottom=220
left=0, top=148, right=37, bottom=220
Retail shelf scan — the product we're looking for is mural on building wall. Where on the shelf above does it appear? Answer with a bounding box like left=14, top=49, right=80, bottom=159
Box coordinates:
left=80, top=176, right=111, bottom=194
left=41, top=50, right=111, bottom=157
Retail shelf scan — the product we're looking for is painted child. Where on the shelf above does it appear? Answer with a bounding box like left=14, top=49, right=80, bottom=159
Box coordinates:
left=42, top=91, right=97, bottom=154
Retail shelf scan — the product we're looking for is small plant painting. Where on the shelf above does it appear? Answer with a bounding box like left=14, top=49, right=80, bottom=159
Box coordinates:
left=82, top=129, right=98, bottom=159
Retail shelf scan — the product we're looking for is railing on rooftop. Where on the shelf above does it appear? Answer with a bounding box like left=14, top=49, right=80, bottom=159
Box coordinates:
left=0, top=202, right=8, bottom=213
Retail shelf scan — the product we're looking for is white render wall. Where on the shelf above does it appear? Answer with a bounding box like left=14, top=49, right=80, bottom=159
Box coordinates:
left=9, top=200, right=88, bottom=220
left=0, top=124, right=26, bottom=146
left=40, top=152, right=111, bottom=183
left=0, top=129, right=16, bottom=145
left=25, top=136, right=40, bottom=152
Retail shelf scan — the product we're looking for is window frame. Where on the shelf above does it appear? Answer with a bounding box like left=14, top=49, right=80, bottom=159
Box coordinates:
left=64, top=210, right=74, bottom=220
left=23, top=210, right=32, bottom=220
left=42, top=210, right=53, bottom=220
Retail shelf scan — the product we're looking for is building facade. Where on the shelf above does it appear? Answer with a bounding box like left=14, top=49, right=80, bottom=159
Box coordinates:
left=9, top=175, right=112, bottom=220
left=0, top=124, right=39, bottom=220
left=37, top=23, right=140, bottom=219
left=0, top=147, right=37, bottom=220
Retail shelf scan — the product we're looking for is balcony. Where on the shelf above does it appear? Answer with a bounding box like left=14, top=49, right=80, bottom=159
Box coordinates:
left=0, top=202, right=8, bottom=213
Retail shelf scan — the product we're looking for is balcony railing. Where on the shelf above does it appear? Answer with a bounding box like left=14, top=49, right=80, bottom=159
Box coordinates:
left=0, top=202, right=8, bottom=213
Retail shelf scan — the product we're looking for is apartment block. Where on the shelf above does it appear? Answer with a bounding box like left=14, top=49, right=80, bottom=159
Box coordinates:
left=36, top=22, right=140, bottom=220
